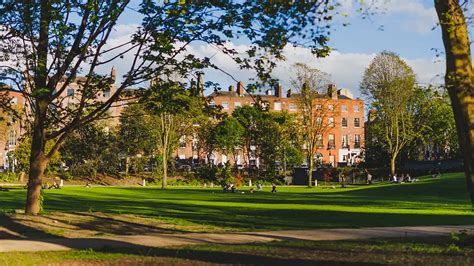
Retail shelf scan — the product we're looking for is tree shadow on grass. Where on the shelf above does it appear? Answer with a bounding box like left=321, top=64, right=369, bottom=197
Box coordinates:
left=93, top=245, right=378, bottom=266
left=38, top=192, right=474, bottom=231
left=0, top=215, right=60, bottom=239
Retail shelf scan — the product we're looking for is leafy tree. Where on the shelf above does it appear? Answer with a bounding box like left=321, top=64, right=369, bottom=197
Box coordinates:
left=434, top=1, right=474, bottom=205
left=13, top=137, right=62, bottom=175
left=144, top=81, right=206, bottom=188
left=60, top=122, right=120, bottom=178
left=232, top=105, right=266, bottom=169
left=118, top=104, right=156, bottom=176
left=214, top=116, right=244, bottom=165
left=406, top=87, right=459, bottom=161
left=364, top=113, right=390, bottom=168
left=255, top=111, right=303, bottom=181
left=360, top=51, right=418, bottom=176
left=290, top=63, right=333, bottom=187
left=195, top=118, right=218, bottom=165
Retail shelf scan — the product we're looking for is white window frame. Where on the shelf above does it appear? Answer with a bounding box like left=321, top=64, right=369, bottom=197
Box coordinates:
left=222, top=102, right=229, bottom=110
left=274, top=102, right=282, bottom=111
left=289, top=103, right=297, bottom=112
left=328, top=117, right=334, bottom=127
left=342, top=117, right=348, bottom=128
left=354, top=118, right=360, bottom=128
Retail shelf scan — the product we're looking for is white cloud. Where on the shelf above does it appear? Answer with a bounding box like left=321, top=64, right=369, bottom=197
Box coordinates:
left=93, top=23, right=445, bottom=98
left=188, top=43, right=444, bottom=99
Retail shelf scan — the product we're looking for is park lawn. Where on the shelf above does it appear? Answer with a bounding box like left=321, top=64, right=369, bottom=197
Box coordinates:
left=0, top=172, right=473, bottom=233
left=0, top=236, right=473, bottom=265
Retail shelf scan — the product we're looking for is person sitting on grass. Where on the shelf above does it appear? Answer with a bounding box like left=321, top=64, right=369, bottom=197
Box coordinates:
left=49, top=182, right=60, bottom=189
left=230, top=184, right=236, bottom=193
left=392, top=174, right=398, bottom=184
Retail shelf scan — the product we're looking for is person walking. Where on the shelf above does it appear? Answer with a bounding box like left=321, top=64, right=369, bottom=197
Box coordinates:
left=271, top=183, right=277, bottom=193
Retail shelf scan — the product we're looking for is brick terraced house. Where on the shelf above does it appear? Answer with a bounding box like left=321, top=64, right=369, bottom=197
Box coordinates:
left=176, top=81, right=364, bottom=167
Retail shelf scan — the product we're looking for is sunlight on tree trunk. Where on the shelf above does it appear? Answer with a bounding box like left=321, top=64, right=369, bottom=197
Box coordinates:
left=434, top=0, right=474, bottom=206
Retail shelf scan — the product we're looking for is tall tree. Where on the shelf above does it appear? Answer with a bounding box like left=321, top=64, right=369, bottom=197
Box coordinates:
left=407, top=87, right=459, bottom=161
left=290, top=63, right=332, bottom=187
left=214, top=116, right=244, bottom=165
left=254, top=111, right=303, bottom=181
left=232, top=105, right=266, bottom=170
left=118, top=104, right=156, bottom=176
left=434, top=0, right=474, bottom=205
left=360, top=51, right=418, bottom=176
left=144, top=80, right=205, bottom=188
left=61, top=122, right=120, bottom=178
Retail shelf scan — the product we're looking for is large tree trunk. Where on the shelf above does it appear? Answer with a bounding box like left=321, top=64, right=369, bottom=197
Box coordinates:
left=25, top=152, right=48, bottom=215
left=390, top=154, right=396, bottom=177
left=435, top=0, right=474, bottom=206
left=25, top=111, right=49, bottom=215
left=162, top=149, right=167, bottom=189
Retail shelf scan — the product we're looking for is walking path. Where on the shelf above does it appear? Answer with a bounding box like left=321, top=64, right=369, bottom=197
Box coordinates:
left=1, top=225, right=473, bottom=253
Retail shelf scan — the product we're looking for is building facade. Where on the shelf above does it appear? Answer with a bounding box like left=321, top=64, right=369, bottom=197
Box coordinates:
left=176, top=81, right=365, bottom=167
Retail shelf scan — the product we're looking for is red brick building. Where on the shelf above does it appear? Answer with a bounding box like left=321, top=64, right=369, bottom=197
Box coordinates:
left=0, top=90, right=26, bottom=170
left=176, top=81, right=365, bottom=167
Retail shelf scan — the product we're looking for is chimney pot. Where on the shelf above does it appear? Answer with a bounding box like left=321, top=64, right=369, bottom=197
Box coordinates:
left=197, top=72, right=204, bottom=96
left=328, top=84, right=337, bottom=99
left=286, top=89, right=292, bottom=98
left=275, top=83, right=282, bottom=98
left=111, top=67, right=116, bottom=82
left=237, top=81, right=244, bottom=96
left=229, top=85, right=234, bottom=92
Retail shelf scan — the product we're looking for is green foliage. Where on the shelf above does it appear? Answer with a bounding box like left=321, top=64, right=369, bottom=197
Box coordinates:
left=216, top=162, right=234, bottom=186
left=196, top=165, right=218, bottom=183
left=0, top=172, right=17, bottom=182
left=60, top=123, right=120, bottom=177
left=118, top=104, right=157, bottom=158
left=361, top=51, right=418, bottom=173
left=405, top=87, right=459, bottom=160
left=214, top=116, right=244, bottom=159
left=13, top=137, right=62, bottom=174
left=231, top=106, right=302, bottom=181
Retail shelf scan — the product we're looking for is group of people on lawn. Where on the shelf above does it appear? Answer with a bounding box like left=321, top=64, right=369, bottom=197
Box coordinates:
left=221, top=182, right=276, bottom=193
left=391, top=173, right=417, bottom=184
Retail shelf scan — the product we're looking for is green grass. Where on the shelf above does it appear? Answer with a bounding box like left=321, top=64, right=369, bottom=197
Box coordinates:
left=1, top=172, right=473, bottom=231
left=1, top=236, right=473, bottom=265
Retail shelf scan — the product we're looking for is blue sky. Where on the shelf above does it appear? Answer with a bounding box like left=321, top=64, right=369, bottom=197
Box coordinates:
left=109, top=0, right=457, bottom=98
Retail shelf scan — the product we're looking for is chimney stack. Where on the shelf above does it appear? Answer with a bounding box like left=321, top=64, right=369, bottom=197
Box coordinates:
left=197, top=72, right=204, bottom=96
left=190, top=79, right=196, bottom=96
left=111, top=66, right=116, bottom=82
left=275, top=83, right=282, bottom=98
left=328, top=84, right=337, bottom=99
left=286, top=89, right=292, bottom=98
left=237, top=81, right=244, bottom=96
